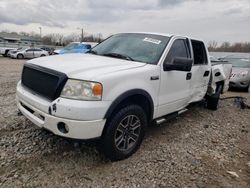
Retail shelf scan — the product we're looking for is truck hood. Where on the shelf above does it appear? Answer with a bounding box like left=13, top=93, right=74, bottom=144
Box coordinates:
left=27, top=54, right=146, bottom=80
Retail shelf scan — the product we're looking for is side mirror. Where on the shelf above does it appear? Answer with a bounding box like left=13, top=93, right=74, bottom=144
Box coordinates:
left=164, top=57, right=193, bottom=72
left=85, top=45, right=91, bottom=49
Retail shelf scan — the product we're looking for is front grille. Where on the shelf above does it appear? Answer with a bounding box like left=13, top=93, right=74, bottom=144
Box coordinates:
left=21, top=64, right=68, bottom=101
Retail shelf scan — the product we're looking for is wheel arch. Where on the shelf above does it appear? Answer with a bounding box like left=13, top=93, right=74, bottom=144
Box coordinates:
left=17, top=53, right=24, bottom=57
left=5, top=49, right=10, bottom=55
left=215, top=80, right=224, bottom=94
left=104, top=89, right=154, bottom=123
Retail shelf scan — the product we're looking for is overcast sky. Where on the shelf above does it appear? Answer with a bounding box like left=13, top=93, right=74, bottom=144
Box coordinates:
left=0, top=0, right=249, bottom=43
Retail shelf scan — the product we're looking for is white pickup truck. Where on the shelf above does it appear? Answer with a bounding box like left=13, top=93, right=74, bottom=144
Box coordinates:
left=0, top=47, right=17, bottom=57
left=16, top=33, right=232, bottom=160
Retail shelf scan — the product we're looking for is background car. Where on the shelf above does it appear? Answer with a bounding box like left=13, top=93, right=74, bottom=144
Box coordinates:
left=11, top=48, right=49, bottom=59
left=7, top=47, right=25, bottom=57
left=41, top=47, right=55, bottom=55
left=210, top=56, right=227, bottom=63
left=220, top=56, right=250, bottom=92
left=53, top=42, right=97, bottom=55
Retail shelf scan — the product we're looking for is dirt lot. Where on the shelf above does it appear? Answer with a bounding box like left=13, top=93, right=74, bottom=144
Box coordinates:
left=0, top=56, right=249, bottom=188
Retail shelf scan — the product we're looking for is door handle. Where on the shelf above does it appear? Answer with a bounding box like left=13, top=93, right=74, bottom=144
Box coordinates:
left=186, top=72, right=192, bottom=80
left=150, top=76, right=159, bottom=80
left=203, top=70, right=210, bottom=77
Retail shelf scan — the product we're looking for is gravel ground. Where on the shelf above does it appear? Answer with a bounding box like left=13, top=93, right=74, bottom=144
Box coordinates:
left=0, top=56, right=249, bottom=188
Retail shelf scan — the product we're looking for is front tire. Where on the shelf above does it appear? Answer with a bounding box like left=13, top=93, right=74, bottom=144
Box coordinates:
left=101, top=104, right=147, bottom=161
left=17, top=54, right=24, bottom=59
left=206, top=84, right=223, bottom=110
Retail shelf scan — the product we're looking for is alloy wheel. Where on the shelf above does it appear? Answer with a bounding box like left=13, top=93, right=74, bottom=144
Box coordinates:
left=114, top=115, right=141, bottom=151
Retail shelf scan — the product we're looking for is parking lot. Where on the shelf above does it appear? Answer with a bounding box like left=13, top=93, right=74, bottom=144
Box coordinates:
left=0, top=56, right=249, bottom=187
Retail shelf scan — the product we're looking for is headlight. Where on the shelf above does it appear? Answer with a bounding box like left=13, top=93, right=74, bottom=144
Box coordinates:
left=61, top=79, right=103, bottom=101
left=239, top=71, right=248, bottom=77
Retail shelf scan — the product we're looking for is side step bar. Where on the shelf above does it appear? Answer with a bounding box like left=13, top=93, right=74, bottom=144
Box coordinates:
left=178, top=108, right=188, bottom=115
left=155, top=108, right=188, bottom=125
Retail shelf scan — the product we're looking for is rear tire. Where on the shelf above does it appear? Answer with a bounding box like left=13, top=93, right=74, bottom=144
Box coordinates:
left=40, top=54, right=46, bottom=57
left=206, top=84, right=223, bottom=111
left=248, top=83, right=250, bottom=93
left=101, top=104, right=147, bottom=161
left=17, top=54, right=24, bottom=59
left=3, top=50, right=9, bottom=57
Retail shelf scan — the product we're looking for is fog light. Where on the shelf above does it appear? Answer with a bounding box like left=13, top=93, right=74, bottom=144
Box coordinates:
left=57, top=122, right=69, bottom=134
left=240, top=82, right=247, bottom=86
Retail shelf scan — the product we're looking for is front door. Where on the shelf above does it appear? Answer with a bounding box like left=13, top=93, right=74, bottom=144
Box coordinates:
left=25, top=49, right=34, bottom=58
left=157, top=38, right=193, bottom=117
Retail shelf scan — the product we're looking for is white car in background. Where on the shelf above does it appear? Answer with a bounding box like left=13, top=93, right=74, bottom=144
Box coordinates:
left=11, top=48, right=49, bottom=59
left=221, top=57, right=250, bottom=92
left=7, top=47, right=25, bottom=57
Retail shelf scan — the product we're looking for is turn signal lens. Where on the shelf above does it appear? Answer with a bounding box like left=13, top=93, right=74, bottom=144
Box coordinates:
left=93, top=83, right=103, bottom=96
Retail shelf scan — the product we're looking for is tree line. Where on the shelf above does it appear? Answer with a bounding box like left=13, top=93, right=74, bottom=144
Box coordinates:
left=208, top=40, right=250, bottom=53
left=42, top=32, right=103, bottom=46
left=2, top=30, right=250, bottom=51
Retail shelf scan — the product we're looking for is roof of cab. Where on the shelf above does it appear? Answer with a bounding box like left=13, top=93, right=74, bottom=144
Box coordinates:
left=117, top=32, right=203, bottom=42
left=116, top=32, right=173, bottom=38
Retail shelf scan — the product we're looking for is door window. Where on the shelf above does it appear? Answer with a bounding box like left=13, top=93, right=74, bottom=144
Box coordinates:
left=165, top=39, right=189, bottom=64
left=34, top=49, right=42, bottom=51
left=191, top=40, right=208, bottom=65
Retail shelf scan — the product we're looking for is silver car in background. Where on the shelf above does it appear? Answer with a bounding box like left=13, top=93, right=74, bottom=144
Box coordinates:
left=10, top=48, right=49, bottom=59
left=220, top=57, right=250, bottom=92
left=7, top=47, right=25, bottom=57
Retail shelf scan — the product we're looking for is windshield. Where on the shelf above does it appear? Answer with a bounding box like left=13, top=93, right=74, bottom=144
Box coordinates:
left=91, top=33, right=170, bottom=64
left=222, top=58, right=250, bottom=68
left=64, top=43, right=80, bottom=50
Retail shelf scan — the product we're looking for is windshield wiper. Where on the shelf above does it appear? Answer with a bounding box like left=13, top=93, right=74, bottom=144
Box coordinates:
left=102, top=53, right=135, bottom=61
left=87, top=50, right=98, bottom=55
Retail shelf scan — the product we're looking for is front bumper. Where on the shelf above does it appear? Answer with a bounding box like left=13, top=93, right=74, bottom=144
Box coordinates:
left=229, top=81, right=249, bottom=89
left=16, top=82, right=109, bottom=139
left=229, top=77, right=249, bottom=89
left=10, top=54, right=17, bottom=58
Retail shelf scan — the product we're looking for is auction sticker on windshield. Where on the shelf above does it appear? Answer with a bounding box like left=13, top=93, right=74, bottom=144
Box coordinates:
left=143, top=38, right=161, bottom=45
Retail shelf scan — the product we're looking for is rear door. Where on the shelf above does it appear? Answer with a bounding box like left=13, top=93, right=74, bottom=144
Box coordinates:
left=158, top=38, right=193, bottom=117
left=34, top=49, right=43, bottom=57
left=189, top=40, right=211, bottom=102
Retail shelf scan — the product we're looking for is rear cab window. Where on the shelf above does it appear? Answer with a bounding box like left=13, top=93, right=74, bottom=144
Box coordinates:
left=191, top=40, right=208, bottom=65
